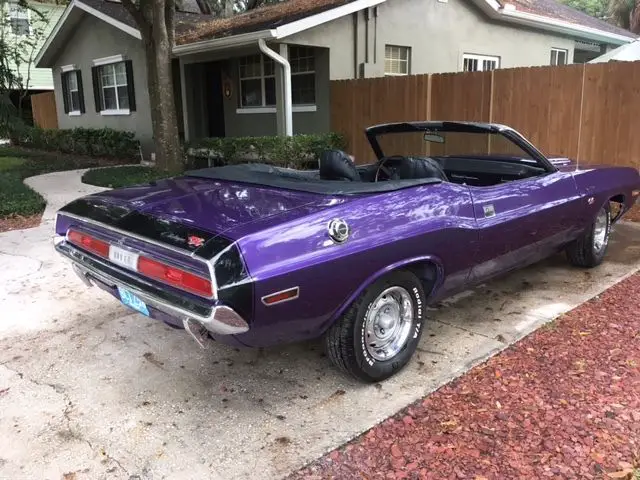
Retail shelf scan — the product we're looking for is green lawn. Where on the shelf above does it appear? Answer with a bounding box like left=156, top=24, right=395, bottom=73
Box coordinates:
left=81, top=165, right=174, bottom=188
left=0, top=146, right=126, bottom=219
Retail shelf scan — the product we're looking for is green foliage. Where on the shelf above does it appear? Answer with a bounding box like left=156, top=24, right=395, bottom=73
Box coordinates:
left=10, top=126, right=141, bottom=160
left=186, top=133, right=347, bottom=169
left=82, top=166, right=173, bottom=188
left=559, top=0, right=608, bottom=18
left=0, top=170, right=45, bottom=217
left=0, top=148, right=121, bottom=219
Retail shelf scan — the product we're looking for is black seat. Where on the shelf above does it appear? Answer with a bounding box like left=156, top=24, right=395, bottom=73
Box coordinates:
left=396, top=156, right=448, bottom=182
left=319, top=150, right=361, bottom=181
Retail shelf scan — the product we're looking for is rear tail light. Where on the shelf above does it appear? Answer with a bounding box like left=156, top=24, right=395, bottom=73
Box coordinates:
left=66, top=229, right=213, bottom=298
left=67, top=230, right=110, bottom=258
left=138, top=256, right=212, bottom=297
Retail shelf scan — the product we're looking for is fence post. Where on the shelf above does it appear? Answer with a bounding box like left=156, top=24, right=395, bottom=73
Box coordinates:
left=576, top=63, right=586, bottom=167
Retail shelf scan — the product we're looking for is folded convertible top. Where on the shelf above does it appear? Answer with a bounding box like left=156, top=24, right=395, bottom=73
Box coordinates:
left=185, top=163, right=441, bottom=195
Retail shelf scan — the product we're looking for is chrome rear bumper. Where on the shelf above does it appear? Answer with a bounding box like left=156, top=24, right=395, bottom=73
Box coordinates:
left=55, top=238, right=249, bottom=337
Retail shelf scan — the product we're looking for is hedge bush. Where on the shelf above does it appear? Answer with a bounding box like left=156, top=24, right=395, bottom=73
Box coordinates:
left=82, top=166, right=173, bottom=188
left=11, top=125, right=140, bottom=160
left=186, top=133, right=347, bottom=169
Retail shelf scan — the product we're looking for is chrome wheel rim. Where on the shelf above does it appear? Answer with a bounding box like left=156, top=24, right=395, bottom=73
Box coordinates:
left=593, top=208, right=609, bottom=253
left=364, top=286, right=414, bottom=361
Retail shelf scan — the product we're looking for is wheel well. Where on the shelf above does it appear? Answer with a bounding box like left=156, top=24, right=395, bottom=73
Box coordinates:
left=610, top=194, right=625, bottom=204
left=404, top=261, right=440, bottom=298
left=609, top=194, right=626, bottom=222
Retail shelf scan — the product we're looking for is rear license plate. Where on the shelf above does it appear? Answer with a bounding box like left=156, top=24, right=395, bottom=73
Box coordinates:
left=117, top=286, right=150, bottom=316
left=109, top=245, right=139, bottom=271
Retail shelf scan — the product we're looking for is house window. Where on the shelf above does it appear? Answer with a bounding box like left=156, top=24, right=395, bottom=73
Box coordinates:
left=385, top=45, right=410, bottom=75
left=290, top=46, right=315, bottom=104
left=9, top=3, right=30, bottom=36
left=238, top=47, right=316, bottom=108
left=91, top=57, right=136, bottom=114
left=462, top=54, right=499, bottom=72
left=550, top=48, right=568, bottom=66
left=99, top=62, right=129, bottom=111
left=239, top=54, right=276, bottom=108
left=61, top=70, right=84, bottom=115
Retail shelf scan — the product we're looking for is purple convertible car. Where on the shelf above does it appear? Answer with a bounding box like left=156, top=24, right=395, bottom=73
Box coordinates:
left=54, top=122, right=640, bottom=382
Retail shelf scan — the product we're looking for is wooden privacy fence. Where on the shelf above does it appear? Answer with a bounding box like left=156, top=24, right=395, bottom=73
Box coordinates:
left=30, top=91, right=58, bottom=129
left=330, top=61, right=640, bottom=170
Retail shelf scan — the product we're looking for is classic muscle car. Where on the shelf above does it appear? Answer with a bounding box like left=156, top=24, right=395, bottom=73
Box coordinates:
left=53, top=121, right=640, bottom=382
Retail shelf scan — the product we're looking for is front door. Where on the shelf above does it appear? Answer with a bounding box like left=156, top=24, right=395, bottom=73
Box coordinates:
left=468, top=171, right=581, bottom=283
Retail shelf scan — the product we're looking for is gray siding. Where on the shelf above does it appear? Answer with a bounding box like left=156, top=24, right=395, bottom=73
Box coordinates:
left=182, top=45, right=331, bottom=139
left=222, top=46, right=330, bottom=137
left=51, top=14, right=152, bottom=150
left=286, top=0, right=576, bottom=79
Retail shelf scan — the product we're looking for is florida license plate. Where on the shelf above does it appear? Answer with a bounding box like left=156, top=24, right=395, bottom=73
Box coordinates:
left=117, top=286, right=150, bottom=316
left=109, top=245, right=139, bottom=271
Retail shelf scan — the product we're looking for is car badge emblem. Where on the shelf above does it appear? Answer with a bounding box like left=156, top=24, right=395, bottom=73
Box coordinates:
left=483, top=204, right=496, bottom=218
left=587, top=197, right=595, bottom=205
left=188, top=235, right=205, bottom=248
left=328, top=218, right=350, bottom=243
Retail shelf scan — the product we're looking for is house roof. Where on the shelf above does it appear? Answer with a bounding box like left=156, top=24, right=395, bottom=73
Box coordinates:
left=500, top=0, right=634, bottom=38
left=36, top=0, right=637, bottom=67
left=174, top=0, right=358, bottom=45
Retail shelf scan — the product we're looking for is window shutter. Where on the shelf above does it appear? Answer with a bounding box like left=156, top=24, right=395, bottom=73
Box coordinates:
left=91, top=66, right=102, bottom=112
left=76, top=71, right=86, bottom=114
left=125, top=60, right=136, bottom=112
left=61, top=72, right=70, bottom=114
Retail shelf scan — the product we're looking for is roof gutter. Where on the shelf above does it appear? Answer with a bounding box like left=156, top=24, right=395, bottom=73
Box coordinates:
left=173, top=29, right=275, bottom=55
left=258, top=38, right=293, bottom=136
left=500, top=7, right=636, bottom=45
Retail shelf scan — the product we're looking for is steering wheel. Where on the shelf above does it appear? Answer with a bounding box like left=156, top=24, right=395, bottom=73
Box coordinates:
left=374, top=155, right=407, bottom=182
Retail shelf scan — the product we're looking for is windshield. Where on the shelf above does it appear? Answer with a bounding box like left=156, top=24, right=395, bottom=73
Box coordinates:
left=374, top=130, right=536, bottom=162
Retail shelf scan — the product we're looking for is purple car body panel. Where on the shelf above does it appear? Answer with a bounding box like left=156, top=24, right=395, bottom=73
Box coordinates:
left=53, top=122, right=640, bottom=349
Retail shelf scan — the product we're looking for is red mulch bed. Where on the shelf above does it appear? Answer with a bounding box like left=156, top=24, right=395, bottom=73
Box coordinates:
left=625, top=205, right=640, bottom=223
left=0, top=214, right=42, bottom=233
left=291, top=274, right=640, bottom=480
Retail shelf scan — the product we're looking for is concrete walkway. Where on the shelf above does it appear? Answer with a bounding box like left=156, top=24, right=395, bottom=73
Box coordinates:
left=0, top=170, right=639, bottom=480
left=24, top=169, right=109, bottom=224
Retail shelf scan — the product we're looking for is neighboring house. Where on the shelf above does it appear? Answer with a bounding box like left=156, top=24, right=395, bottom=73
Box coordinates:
left=35, top=0, right=636, bottom=154
left=3, top=0, right=65, bottom=91
left=589, top=39, right=640, bottom=62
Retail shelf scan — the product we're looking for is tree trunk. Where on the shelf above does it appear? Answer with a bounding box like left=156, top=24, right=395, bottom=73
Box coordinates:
left=123, top=0, right=182, bottom=173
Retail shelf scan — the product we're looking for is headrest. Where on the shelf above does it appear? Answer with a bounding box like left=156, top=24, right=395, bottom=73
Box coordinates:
left=319, top=150, right=360, bottom=182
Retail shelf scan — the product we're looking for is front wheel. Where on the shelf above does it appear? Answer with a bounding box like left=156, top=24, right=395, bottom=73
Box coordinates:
left=566, top=202, right=611, bottom=268
left=324, top=270, right=426, bottom=383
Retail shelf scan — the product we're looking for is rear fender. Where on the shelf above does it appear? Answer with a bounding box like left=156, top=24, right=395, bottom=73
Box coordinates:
left=325, top=254, right=445, bottom=329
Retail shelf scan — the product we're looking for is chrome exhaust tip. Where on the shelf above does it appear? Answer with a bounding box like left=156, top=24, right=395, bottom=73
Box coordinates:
left=72, top=263, right=94, bottom=287
left=183, top=318, right=213, bottom=349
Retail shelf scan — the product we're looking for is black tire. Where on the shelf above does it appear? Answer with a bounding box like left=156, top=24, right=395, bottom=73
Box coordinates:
left=324, top=270, right=426, bottom=383
left=566, top=202, right=611, bottom=268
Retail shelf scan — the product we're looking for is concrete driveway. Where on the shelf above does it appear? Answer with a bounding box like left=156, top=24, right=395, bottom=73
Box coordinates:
left=1, top=171, right=639, bottom=480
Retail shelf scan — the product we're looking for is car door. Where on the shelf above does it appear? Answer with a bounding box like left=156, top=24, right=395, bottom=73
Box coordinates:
left=468, top=170, right=582, bottom=283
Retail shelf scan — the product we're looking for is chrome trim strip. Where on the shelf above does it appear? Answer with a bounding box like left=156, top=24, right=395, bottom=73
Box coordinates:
left=261, top=286, right=300, bottom=306
left=55, top=239, right=248, bottom=335
left=58, top=212, right=218, bottom=300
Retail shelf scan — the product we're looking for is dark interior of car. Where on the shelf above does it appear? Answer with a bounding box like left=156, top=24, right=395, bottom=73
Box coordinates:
left=318, top=149, right=547, bottom=187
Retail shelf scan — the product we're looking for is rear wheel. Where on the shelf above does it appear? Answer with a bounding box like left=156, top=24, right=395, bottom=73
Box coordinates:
left=324, top=270, right=426, bottom=383
left=566, top=203, right=611, bottom=268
